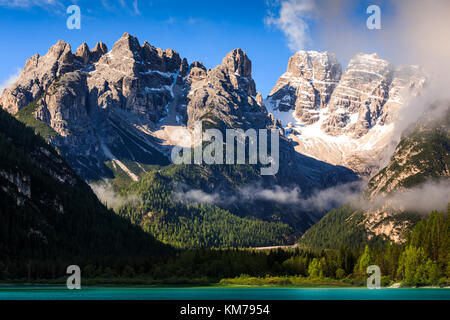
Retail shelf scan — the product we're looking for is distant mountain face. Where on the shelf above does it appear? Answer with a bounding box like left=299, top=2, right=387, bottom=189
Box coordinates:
left=360, top=105, right=450, bottom=242
left=266, top=51, right=426, bottom=175
left=0, top=34, right=353, bottom=185
left=299, top=106, right=450, bottom=247
left=0, top=34, right=360, bottom=240
left=298, top=205, right=421, bottom=249
left=366, top=105, right=450, bottom=198
left=0, top=34, right=275, bottom=182
left=1, top=33, right=447, bottom=250
left=0, top=33, right=357, bottom=187
left=1, top=33, right=180, bottom=181
left=0, top=108, right=170, bottom=262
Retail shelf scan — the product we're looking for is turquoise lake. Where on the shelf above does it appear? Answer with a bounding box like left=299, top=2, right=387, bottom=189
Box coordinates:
left=0, top=287, right=449, bottom=300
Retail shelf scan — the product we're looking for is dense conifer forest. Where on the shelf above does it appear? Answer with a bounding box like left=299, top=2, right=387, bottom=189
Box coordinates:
left=0, top=106, right=448, bottom=287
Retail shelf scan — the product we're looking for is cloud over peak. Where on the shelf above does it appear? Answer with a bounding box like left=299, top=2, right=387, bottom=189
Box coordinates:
left=265, top=0, right=316, bottom=52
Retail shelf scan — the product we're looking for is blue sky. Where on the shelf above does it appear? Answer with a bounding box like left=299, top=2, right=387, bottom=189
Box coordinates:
left=0, top=0, right=395, bottom=96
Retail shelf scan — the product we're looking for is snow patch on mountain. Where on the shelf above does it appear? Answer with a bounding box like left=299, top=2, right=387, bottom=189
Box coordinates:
left=267, top=50, right=426, bottom=176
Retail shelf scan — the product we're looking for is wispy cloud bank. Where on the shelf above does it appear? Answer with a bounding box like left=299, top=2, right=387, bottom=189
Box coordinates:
left=367, top=180, right=450, bottom=214
left=387, top=1, right=450, bottom=138
left=175, top=189, right=222, bottom=205
left=132, top=0, right=139, bottom=15
left=174, top=181, right=363, bottom=213
left=90, top=181, right=141, bottom=210
left=0, top=68, right=21, bottom=95
left=265, top=0, right=316, bottom=51
left=0, top=0, right=62, bottom=8
left=239, top=181, right=362, bottom=212
left=240, top=185, right=302, bottom=205
left=101, top=0, right=140, bottom=15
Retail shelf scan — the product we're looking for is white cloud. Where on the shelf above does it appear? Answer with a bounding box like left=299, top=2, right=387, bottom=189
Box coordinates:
left=368, top=180, right=450, bottom=214
left=173, top=181, right=363, bottom=214
left=239, top=181, right=362, bottom=211
left=132, top=0, right=139, bottom=15
left=90, top=182, right=141, bottom=210
left=101, top=0, right=140, bottom=15
left=101, top=0, right=113, bottom=11
left=265, top=0, right=316, bottom=52
left=0, top=0, right=62, bottom=8
left=0, top=68, right=21, bottom=95
left=240, top=185, right=302, bottom=205
left=174, top=189, right=221, bottom=205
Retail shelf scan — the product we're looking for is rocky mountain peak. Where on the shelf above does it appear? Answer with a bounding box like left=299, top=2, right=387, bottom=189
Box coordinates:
left=66, top=41, right=107, bottom=66
left=216, top=49, right=256, bottom=97
left=89, top=33, right=183, bottom=79
left=344, top=52, right=393, bottom=80
left=47, top=40, right=72, bottom=60
left=163, top=48, right=177, bottom=60
left=190, top=61, right=205, bottom=69
left=110, top=32, right=142, bottom=60
left=91, top=42, right=108, bottom=62
left=140, top=40, right=183, bottom=74
left=286, top=50, right=341, bottom=82
left=187, top=61, right=207, bottom=83
left=0, top=39, right=75, bottom=113
left=267, top=50, right=426, bottom=175
left=93, top=41, right=108, bottom=53
left=221, top=48, right=252, bottom=78
left=256, top=92, right=264, bottom=106
left=47, top=40, right=74, bottom=76
left=75, top=42, right=90, bottom=64
left=0, top=33, right=191, bottom=179
left=267, top=50, right=342, bottom=125
left=321, top=52, right=396, bottom=137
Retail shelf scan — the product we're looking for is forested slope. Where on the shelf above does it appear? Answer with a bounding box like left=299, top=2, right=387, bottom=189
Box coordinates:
left=0, top=108, right=171, bottom=266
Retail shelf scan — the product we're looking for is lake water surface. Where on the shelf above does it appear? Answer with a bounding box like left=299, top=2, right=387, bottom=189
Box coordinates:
left=0, top=286, right=449, bottom=300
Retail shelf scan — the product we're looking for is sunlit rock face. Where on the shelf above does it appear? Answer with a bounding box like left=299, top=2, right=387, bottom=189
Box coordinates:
left=267, top=51, right=426, bottom=176
left=0, top=33, right=188, bottom=180
left=1, top=35, right=357, bottom=191
left=268, top=51, right=342, bottom=125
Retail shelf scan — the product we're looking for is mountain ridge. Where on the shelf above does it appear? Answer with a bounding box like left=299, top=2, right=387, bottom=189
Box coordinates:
left=299, top=105, right=450, bottom=248
left=266, top=50, right=426, bottom=176
left=5, top=33, right=444, bottom=248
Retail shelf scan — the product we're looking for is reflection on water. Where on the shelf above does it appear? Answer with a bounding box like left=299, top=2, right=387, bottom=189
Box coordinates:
left=0, top=287, right=449, bottom=300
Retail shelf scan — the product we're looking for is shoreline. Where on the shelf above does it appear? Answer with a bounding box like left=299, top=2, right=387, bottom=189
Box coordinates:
left=0, top=282, right=449, bottom=289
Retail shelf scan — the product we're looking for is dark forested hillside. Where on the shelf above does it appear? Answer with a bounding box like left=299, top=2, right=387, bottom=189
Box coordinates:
left=0, top=108, right=171, bottom=266
left=117, top=165, right=295, bottom=248
left=297, top=206, right=368, bottom=249
left=297, top=205, right=423, bottom=250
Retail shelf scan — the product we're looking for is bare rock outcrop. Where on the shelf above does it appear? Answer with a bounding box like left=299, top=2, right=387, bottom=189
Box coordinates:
left=268, top=51, right=341, bottom=124
left=1, top=40, right=74, bottom=114
left=0, top=35, right=358, bottom=190
left=267, top=51, right=425, bottom=175
left=186, top=49, right=266, bottom=131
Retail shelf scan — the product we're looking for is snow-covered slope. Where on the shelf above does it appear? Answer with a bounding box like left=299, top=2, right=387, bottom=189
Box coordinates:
left=267, top=51, right=426, bottom=176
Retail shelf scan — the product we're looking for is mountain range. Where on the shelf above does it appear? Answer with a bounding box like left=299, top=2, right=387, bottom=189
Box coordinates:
left=266, top=50, right=426, bottom=176
left=300, top=105, right=449, bottom=248
left=1, top=33, right=448, bottom=250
